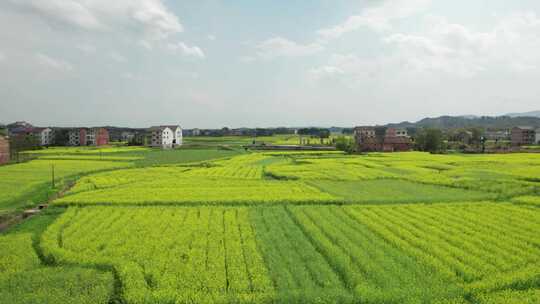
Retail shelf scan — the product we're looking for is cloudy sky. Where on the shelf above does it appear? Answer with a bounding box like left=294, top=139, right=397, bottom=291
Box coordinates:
left=1, top=0, right=540, bottom=128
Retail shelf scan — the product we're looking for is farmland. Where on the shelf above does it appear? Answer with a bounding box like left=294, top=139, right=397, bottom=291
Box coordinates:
left=0, top=147, right=241, bottom=215
left=1, top=147, right=540, bottom=303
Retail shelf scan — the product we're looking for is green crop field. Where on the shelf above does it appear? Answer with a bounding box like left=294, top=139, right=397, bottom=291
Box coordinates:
left=0, top=147, right=241, bottom=215
left=1, top=148, right=540, bottom=303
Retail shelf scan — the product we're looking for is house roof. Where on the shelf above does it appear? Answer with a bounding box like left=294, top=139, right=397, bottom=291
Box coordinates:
left=149, top=125, right=181, bottom=131
left=9, top=126, right=53, bottom=135
left=514, top=126, right=535, bottom=130
left=162, top=125, right=181, bottom=130
left=9, top=127, right=35, bottom=134
left=148, top=126, right=170, bottom=132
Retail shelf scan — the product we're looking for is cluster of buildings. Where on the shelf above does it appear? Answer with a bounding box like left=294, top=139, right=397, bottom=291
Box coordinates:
left=2, top=120, right=540, bottom=165
left=183, top=127, right=297, bottom=137
left=6, top=122, right=55, bottom=146
left=511, top=126, right=540, bottom=146
left=0, top=122, right=185, bottom=165
left=147, top=125, right=183, bottom=148
left=353, top=125, right=540, bottom=152
left=354, top=127, right=412, bottom=152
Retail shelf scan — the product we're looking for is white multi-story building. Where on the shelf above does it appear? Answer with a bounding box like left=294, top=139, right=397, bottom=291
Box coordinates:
left=68, top=129, right=82, bottom=146
left=34, top=128, right=54, bottom=146
left=536, top=129, right=540, bottom=144
left=148, top=125, right=183, bottom=148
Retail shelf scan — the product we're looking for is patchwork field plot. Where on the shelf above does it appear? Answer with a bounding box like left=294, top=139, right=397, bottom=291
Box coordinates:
left=310, top=179, right=494, bottom=204
left=288, top=205, right=461, bottom=303
left=265, top=157, right=394, bottom=180
left=339, top=204, right=540, bottom=293
left=0, top=159, right=134, bottom=213
left=34, top=203, right=540, bottom=304
left=2, top=148, right=540, bottom=303
left=41, top=207, right=275, bottom=303
left=0, top=210, right=114, bottom=304
left=0, top=148, right=243, bottom=214
left=54, top=175, right=337, bottom=205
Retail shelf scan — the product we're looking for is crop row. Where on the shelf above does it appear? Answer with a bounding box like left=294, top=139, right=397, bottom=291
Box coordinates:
left=0, top=211, right=114, bottom=304
left=55, top=174, right=339, bottom=206
left=344, top=203, right=540, bottom=289
left=0, top=159, right=134, bottom=212
left=37, top=203, right=540, bottom=303
left=185, top=165, right=263, bottom=179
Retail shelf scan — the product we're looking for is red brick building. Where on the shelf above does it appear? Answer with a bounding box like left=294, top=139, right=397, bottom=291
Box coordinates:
left=354, top=127, right=412, bottom=152
left=511, top=126, right=535, bottom=146
left=0, top=135, right=10, bottom=165
left=68, top=128, right=109, bottom=146
left=94, top=128, right=109, bottom=146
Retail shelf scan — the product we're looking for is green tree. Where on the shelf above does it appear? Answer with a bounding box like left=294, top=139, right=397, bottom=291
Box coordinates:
left=415, top=128, right=444, bottom=153
left=471, top=128, right=483, bottom=146
left=334, top=136, right=353, bottom=152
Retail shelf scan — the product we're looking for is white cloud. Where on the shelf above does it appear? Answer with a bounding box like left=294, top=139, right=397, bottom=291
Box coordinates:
left=311, top=11, right=540, bottom=85
left=317, top=0, right=431, bottom=40
left=167, top=42, right=205, bottom=59
left=382, top=13, right=540, bottom=76
left=8, top=0, right=183, bottom=42
left=308, top=66, right=345, bottom=82
left=110, top=51, right=127, bottom=62
left=256, top=37, right=323, bottom=59
left=308, top=54, right=389, bottom=88
left=76, top=44, right=97, bottom=54
left=207, top=34, right=216, bottom=41
left=35, top=53, right=73, bottom=71
left=10, top=0, right=104, bottom=30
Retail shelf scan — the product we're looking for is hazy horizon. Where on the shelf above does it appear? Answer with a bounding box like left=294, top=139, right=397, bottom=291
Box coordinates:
left=2, top=0, right=540, bottom=128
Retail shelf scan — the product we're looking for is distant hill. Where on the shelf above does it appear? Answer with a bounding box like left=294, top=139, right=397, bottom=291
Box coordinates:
left=387, top=115, right=540, bottom=130
left=505, top=110, right=540, bottom=118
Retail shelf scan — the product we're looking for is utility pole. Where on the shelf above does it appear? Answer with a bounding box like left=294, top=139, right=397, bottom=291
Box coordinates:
left=51, top=164, right=55, bottom=188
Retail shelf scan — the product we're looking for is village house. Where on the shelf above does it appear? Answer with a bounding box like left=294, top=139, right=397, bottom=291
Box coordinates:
left=148, top=125, right=183, bottom=149
left=88, top=128, right=110, bottom=146
left=485, top=130, right=510, bottom=142
left=68, top=128, right=85, bottom=146
left=8, top=126, right=54, bottom=147
left=536, top=128, right=540, bottom=144
left=68, top=128, right=109, bottom=146
left=354, top=127, right=412, bottom=152
left=0, top=135, right=10, bottom=165
left=34, top=128, right=54, bottom=146
left=354, top=126, right=377, bottom=151
left=511, top=126, right=536, bottom=146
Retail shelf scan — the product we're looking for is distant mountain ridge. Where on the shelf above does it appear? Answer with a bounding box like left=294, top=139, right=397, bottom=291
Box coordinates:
left=505, top=110, right=540, bottom=118
left=387, top=115, right=540, bottom=129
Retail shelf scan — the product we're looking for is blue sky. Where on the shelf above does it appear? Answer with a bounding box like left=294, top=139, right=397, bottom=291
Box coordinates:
left=1, top=0, right=540, bottom=128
